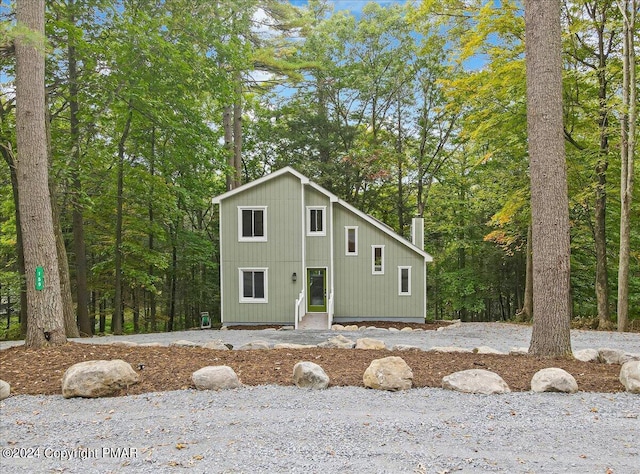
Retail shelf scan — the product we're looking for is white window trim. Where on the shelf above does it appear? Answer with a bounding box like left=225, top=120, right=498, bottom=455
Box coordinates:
left=372, top=245, right=385, bottom=274
left=238, top=206, right=267, bottom=242
left=398, top=266, right=411, bottom=296
left=345, top=226, right=358, bottom=256
left=239, top=268, right=268, bottom=303
left=306, top=206, right=327, bottom=236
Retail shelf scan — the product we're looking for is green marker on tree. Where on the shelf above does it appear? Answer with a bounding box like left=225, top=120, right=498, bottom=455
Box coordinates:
left=35, top=266, right=44, bottom=291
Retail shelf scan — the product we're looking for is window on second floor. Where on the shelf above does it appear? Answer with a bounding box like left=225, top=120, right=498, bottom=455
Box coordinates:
left=372, top=245, right=384, bottom=274
left=398, top=266, right=411, bottom=295
left=238, top=207, right=267, bottom=242
left=307, top=206, right=326, bottom=236
left=345, top=226, right=358, bottom=255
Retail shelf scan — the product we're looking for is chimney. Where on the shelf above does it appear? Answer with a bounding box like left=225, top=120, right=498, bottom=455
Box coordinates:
left=411, top=217, right=424, bottom=250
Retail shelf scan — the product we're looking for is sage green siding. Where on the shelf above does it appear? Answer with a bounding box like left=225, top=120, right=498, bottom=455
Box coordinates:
left=215, top=168, right=427, bottom=324
left=332, top=204, right=425, bottom=321
left=219, top=173, right=303, bottom=324
left=304, top=188, right=331, bottom=268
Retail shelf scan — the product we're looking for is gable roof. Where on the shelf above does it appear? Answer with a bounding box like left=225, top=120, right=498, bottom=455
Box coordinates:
left=212, top=166, right=433, bottom=262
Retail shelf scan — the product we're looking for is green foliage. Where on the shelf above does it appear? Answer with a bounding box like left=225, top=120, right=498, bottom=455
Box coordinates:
left=0, top=0, right=638, bottom=333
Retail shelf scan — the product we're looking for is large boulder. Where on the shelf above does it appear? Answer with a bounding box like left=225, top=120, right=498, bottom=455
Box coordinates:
left=530, top=368, right=578, bottom=393
left=170, top=340, right=200, bottom=348
left=574, top=349, right=599, bottom=362
left=318, top=334, right=355, bottom=349
left=509, top=347, right=529, bottom=355
left=428, top=346, right=472, bottom=354
left=620, top=353, right=640, bottom=364
left=111, top=341, right=138, bottom=347
left=392, top=344, right=422, bottom=352
left=292, top=362, right=330, bottom=389
left=274, top=343, right=316, bottom=349
left=363, top=356, right=413, bottom=391
left=473, top=346, right=504, bottom=355
left=442, top=369, right=510, bottom=394
left=192, top=366, right=241, bottom=390
left=0, top=379, right=10, bottom=400
left=598, top=348, right=626, bottom=364
left=203, top=340, right=230, bottom=350
left=619, top=361, right=640, bottom=393
left=355, top=338, right=387, bottom=350
left=236, top=341, right=270, bottom=350
left=62, top=360, right=139, bottom=398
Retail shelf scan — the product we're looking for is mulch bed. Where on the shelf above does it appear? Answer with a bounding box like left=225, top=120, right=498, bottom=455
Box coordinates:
left=0, top=339, right=625, bottom=396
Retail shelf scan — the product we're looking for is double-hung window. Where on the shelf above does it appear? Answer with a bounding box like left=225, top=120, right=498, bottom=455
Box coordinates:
left=239, top=268, right=268, bottom=303
left=372, top=245, right=384, bottom=274
left=398, top=266, right=411, bottom=295
left=345, top=226, right=358, bottom=255
left=238, top=206, right=267, bottom=241
left=307, top=207, right=326, bottom=236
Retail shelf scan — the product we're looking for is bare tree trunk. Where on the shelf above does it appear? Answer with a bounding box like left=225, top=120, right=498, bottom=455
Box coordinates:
left=45, top=95, right=79, bottom=338
left=223, top=104, right=234, bottom=190
left=617, top=0, right=636, bottom=332
left=113, top=106, right=133, bottom=335
left=50, top=180, right=79, bottom=337
left=519, top=225, right=533, bottom=322
left=233, top=79, right=242, bottom=187
left=99, top=295, right=106, bottom=333
left=1, top=145, right=28, bottom=336
left=68, top=0, right=92, bottom=336
left=148, top=127, right=157, bottom=332
left=15, top=0, right=66, bottom=347
left=525, top=0, right=572, bottom=357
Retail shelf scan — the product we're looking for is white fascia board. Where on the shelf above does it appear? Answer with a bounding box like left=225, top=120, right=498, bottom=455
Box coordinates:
left=212, top=166, right=308, bottom=204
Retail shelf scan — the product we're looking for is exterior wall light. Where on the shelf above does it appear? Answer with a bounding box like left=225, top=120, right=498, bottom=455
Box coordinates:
left=292, top=272, right=297, bottom=282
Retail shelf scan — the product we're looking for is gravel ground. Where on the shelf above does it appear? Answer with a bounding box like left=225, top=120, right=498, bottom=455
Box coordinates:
left=2, top=321, right=639, bottom=353
left=1, top=323, right=639, bottom=474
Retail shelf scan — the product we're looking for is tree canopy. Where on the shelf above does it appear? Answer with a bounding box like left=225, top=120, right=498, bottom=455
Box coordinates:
left=1, top=0, right=638, bottom=339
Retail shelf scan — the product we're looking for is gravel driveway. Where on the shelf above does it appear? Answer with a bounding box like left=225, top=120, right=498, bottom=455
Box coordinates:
left=1, top=323, right=639, bottom=473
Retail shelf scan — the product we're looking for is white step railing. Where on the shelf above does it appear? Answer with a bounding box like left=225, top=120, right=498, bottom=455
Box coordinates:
left=327, top=292, right=334, bottom=329
left=294, top=290, right=305, bottom=330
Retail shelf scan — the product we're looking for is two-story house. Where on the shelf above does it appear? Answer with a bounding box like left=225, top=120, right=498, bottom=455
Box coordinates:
left=212, top=167, right=433, bottom=328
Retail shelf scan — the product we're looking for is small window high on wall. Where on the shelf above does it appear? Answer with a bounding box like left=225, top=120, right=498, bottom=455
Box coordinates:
left=372, top=245, right=384, bottom=274
left=398, top=266, right=411, bottom=295
left=345, top=226, right=358, bottom=255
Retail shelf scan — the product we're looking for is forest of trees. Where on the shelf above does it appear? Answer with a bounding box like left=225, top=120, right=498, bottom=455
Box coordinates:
left=0, top=0, right=638, bottom=338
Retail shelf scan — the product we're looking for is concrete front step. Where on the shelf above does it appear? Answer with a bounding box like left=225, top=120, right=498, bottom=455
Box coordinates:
left=298, top=313, right=329, bottom=330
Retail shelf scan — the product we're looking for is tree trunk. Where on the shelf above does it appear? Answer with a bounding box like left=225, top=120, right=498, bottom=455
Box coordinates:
left=525, top=0, right=572, bottom=357
left=113, top=106, right=133, bottom=335
left=15, top=0, right=66, bottom=347
left=1, top=147, right=28, bottom=336
left=99, top=295, right=106, bottom=333
left=50, top=181, right=78, bottom=338
left=233, top=78, right=243, bottom=185
left=45, top=95, right=79, bottom=339
left=132, top=288, right=139, bottom=333
left=68, top=0, right=92, bottom=336
left=168, top=238, right=177, bottom=332
left=519, top=225, right=533, bottom=322
left=148, top=127, right=157, bottom=332
left=617, top=0, right=636, bottom=332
